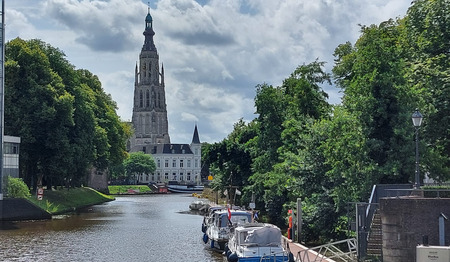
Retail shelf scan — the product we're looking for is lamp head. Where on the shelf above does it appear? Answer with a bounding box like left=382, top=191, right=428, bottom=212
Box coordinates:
left=412, top=108, right=423, bottom=127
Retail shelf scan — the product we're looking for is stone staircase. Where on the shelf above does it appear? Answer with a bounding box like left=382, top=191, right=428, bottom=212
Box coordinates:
left=366, top=210, right=383, bottom=260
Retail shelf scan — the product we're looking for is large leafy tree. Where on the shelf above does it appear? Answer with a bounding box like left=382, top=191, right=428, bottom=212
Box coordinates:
left=204, top=119, right=257, bottom=206
left=403, top=0, right=450, bottom=180
left=333, top=20, right=414, bottom=183
left=5, top=38, right=75, bottom=188
left=5, top=38, right=129, bottom=188
left=250, top=61, right=331, bottom=226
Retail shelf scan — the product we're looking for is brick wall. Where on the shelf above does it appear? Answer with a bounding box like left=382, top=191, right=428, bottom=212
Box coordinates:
left=380, top=197, right=450, bottom=262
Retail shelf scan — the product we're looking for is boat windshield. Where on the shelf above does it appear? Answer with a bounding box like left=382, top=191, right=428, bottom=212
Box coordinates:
left=219, top=213, right=251, bottom=227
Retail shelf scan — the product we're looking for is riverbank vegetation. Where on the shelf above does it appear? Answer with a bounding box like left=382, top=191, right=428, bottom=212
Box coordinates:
left=108, top=185, right=153, bottom=195
left=203, top=0, right=449, bottom=244
left=5, top=177, right=31, bottom=198
left=27, top=187, right=114, bottom=214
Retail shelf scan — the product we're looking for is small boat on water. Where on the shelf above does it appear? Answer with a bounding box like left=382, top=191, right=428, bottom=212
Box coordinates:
left=203, top=209, right=253, bottom=250
left=189, top=200, right=210, bottom=213
left=224, top=223, right=295, bottom=262
left=166, top=181, right=204, bottom=193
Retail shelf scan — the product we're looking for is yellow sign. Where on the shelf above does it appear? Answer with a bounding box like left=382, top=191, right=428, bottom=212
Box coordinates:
left=208, top=175, right=213, bottom=181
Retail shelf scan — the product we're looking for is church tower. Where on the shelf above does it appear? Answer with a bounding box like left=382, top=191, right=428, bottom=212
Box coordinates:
left=131, top=8, right=170, bottom=147
left=128, top=9, right=202, bottom=186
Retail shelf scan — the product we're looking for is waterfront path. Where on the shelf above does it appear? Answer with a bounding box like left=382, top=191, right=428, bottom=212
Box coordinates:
left=283, top=236, right=335, bottom=262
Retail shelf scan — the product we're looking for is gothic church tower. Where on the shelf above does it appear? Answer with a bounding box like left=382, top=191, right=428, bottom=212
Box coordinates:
left=131, top=8, right=170, bottom=148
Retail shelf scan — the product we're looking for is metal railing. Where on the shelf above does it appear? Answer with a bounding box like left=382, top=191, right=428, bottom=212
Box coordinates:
left=258, top=250, right=293, bottom=262
left=296, top=238, right=357, bottom=262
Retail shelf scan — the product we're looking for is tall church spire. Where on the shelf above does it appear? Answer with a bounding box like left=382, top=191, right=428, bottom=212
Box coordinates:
left=130, top=9, right=170, bottom=148
left=142, top=7, right=156, bottom=51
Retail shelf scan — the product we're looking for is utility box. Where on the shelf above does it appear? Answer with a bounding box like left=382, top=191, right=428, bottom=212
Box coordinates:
left=417, top=245, right=450, bottom=262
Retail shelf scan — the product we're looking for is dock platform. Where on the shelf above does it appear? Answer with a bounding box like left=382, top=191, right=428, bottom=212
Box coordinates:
left=283, top=237, right=335, bottom=262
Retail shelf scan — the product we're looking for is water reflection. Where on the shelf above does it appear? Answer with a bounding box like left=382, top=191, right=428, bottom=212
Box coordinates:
left=0, top=194, right=223, bottom=262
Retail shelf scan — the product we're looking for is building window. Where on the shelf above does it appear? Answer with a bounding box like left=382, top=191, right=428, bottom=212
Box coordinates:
left=172, top=159, right=176, bottom=167
left=180, top=173, right=184, bottom=181
left=139, top=90, right=143, bottom=107
left=157, top=159, right=161, bottom=168
left=151, top=174, right=155, bottom=181
left=180, top=160, right=184, bottom=168
left=157, top=173, right=161, bottom=181
left=4, top=143, right=19, bottom=154
left=195, top=159, right=198, bottom=168
left=187, top=172, right=191, bottom=181
left=172, top=172, right=177, bottom=180
left=146, top=90, right=150, bottom=107
left=187, top=160, right=191, bottom=168
left=165, top=173, right=169, bottom=180
left=165, top=159, right=169, bottom=167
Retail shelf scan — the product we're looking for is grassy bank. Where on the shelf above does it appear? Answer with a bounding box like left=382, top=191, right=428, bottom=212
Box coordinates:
left=27, top=187, right=114, bottom=215
left=108, top=185, right=152, bottom=194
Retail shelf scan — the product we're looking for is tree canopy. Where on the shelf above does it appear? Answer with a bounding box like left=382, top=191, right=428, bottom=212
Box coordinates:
left=123, top=152, right=156, bottom=184
left=5, top=38, right=131, bottom=189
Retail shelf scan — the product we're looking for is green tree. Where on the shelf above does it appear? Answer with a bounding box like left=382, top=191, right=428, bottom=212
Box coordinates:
left=403, top=0, right=450, bottom=181
left=5, top=38, right=75, bottom=189
left=333, top=20, right=414, bottom=184
left=203, top=119, right=257, bottom=206
left=5, top=38, right=130, bottom=189
left=123, top=152, right=156, bottom=184
left=250, top=61, right=331, bottom=226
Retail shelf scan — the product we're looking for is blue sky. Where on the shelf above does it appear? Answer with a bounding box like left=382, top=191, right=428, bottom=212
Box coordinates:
left=5, top=0, right=412, bottom=143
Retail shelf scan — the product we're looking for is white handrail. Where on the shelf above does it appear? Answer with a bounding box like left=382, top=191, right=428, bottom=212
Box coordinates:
left=296, top=238, right=357, bottom=262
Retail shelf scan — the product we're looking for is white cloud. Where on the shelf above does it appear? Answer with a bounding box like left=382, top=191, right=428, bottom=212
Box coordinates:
left=6, top=0, right=412, bottom=143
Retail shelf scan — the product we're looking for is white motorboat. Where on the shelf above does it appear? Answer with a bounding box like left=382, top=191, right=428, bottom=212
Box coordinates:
left=203, top=209, right=252, bottom=250
left=224, top=223, right=295, bottom=262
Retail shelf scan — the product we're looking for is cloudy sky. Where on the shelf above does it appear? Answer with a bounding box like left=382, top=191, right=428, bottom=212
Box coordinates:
left=5, top=0, right=412, bottom=143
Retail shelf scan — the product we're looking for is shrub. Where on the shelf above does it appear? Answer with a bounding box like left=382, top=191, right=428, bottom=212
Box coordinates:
left=7, top=176, right=31, bottom=198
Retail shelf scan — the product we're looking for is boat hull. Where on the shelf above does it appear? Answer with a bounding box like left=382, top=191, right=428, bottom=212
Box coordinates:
left=235, top=257, right=289, bottom=262
left=167, top=185, right=204, bottom=193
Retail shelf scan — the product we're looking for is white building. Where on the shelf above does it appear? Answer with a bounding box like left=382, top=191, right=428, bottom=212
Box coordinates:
left=128, top=9, right=202, bottom=185
left=3, top=135, right=20, bottom=178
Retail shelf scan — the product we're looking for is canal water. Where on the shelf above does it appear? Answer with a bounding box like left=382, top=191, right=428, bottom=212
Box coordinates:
left=0, top=194, right=223, bottom=261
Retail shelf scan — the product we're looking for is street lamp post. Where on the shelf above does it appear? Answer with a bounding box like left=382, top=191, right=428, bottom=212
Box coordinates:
left=412, top=109, right=423, bottom=189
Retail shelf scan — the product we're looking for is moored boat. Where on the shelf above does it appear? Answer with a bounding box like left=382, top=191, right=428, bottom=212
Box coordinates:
left=224, top=223, right=295, bottom=262
left=166, top=181, right=204, bottom=193
left=203, top=209, right=253, bottom=250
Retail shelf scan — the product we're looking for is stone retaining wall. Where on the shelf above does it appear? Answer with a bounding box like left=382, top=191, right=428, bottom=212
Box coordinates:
left=0, top=198, right=51, bottom=221
left=380, top=197, right=450, bottom=262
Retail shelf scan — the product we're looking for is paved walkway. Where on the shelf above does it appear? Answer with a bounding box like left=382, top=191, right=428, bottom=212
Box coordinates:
left=282, top=237, right=335, bottom=262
